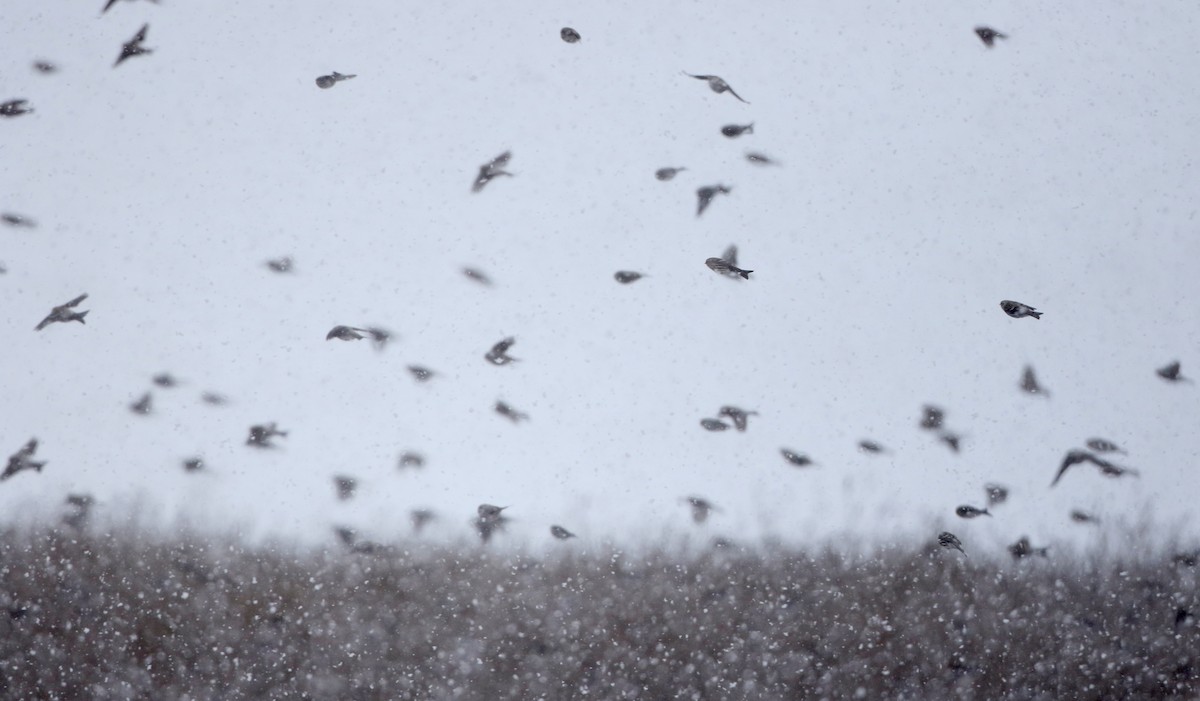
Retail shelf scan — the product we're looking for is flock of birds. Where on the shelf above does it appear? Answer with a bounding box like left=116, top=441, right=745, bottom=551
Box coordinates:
left=3, top=6, right=1196, bottom=561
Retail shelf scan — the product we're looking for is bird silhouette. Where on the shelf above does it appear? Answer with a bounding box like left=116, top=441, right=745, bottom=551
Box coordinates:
left=265, top=256, right=293, bottom=273
left=246, top=422, right=287, bottom=448
left=560, top=27, right=581, bottom=43
left=129, top=392, right=153, bottom=415
left=920, top=405, right=945, bottom=431
left=485, top=337, right=519, bottom=365
left=1, top=212, right=36, bottom=227
left=35, top=293, right=89, bottom=331
left=1008, top=537, right=1049, bottom=559
left=3, top=438, right=45, bottom=481
left=938, top=531, right=966, bottom=556
left=1052, top=449, right=1138, bottom=486
left=472, top=151, right=513, bottom=192
left=115, top=24, right=152, bottom=67
left=550, top=525, right=576, bottom=540
left=407, top=365, right=435, bottom=382
left=315, top=72, right=356, bottom=89
left=333, top=476, right=357, bottom=501
left=781, top=449, right=815, bottom=467
left=696, top=185, right=732, bottom=217
left=700, top=418, right=730, bottom=431
left=984, top=483, right=1009, bottom=507
left=858, top=440, right=886, bottom=454
left=462, top=267, right=492, bottom=285
left=1157, top=361, right=1189, bottom=383
left=1000, top=300, right=1042, bottom=320
left=398, top=452, right=425, bottom=469
left=721, top=123, right=754, bottom=138
left=974, top=26, right=1008, bottom=47
left=955, top=505, right=991, bottom=519
left=655, top=167, right=686, bottom=181
left=495, top=400, right=529, bottom=423
left=1020, top=365, right=1049, bottom=396
left=745, top=152, right=779, bottom=165
left=1, top=100, right=34, bottom=117
left=685, top=497, right=718, bottom=524
left=474, top=504, right=510, bottom=543
left=682, top=72, right=749, bottom=103
left=411, top=509, right=436, bottom=535
left=718, top=406, right=757, bottom=431
left=705, top=256, right=752, bottom=279
left=102, top=0, right=159, bottom=14
left=1085, top=438, right=1126, bottom=455
left=614, top=271, right=644, bottom=284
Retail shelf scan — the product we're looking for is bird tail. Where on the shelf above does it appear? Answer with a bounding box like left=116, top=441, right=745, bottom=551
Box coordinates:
left=333, top=72, right=356, bottom=80
left=738, top=269, right=753, bottom=280
left=1029, top=311, right=1042, bottom=319
left=74, top=311, right=89, bottom=324
left=747, top=123, right=755, bottom=134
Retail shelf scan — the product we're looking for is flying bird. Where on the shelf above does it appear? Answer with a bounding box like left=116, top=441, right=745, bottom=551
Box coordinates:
left=102, top=0, right=159, bottom=14
left=152, top=373, right=179, bottom=388
left=682, top=72, right=750, bottom=103
left=35, top=293, right=89, bottom=331
left=1, top=213, right=36, bottom=227
left=1085, top=438, right=1126, bottom=455
left=1156, top=361, right=1189, bottom=382
left=709, top=245, right=746, bottom=281
left=407, top=365, right=435, bottom=382
left=550, top=525, right=576, bottom=540
left=696, top=185, right=732, bottom=217
left=955, top=505, right=991, bottom=519
left=1, top=100, right=34, bottom=117
left=33, top=61, right=58, bottom=74
left=462, top=267, right=492, bottom=285
left=560, top=27, right=581, bottom=43
left=685, top=497, right=718, bottom=524
left=1020, top=365, right=1049, bottom=396
left=1052, top=449, right=1138, bottom=486
left=655, top=167, right=686, bottom=181
left=938, top=531, right=966, bottom=556
left=1000, top=300, right=1042, bottom=320
left=129, top=392, right=153, bottom=415
left=1070, top=510, right=1099, bottom=525
left=246, top=422, right=287, bottom=448
left=939, top=432, right=963, bottom=453
left=705, top=256, right=752, bottom=280
left=326, top=325, right=367, bottom=341
left=858, top=440, right=885, bottom=454
left=700, top=418, right=730, bottom=432
left=3, top=438, right=45, bottom=481
left=472, top=151, right=513, bottom=192
left=720, top=123, right=754, bottom=138
left=614, top=271, right=644, bottom=284
left=265, top=256, right=293, bottom=273
left=485, top=337, right=518, bottom=365
left=975, top=26, right=1008, bottom=47
left=200, top=391, right=228, bottom=406
left=984, top=483, right=1009, bottom=507
left=114, top=24, right=152, bottom=67
left=780, top=449, right=815, bottom=468
left=495, top=400, right=529, bottom=423
left=1008, top=537, right=1049, bottom=560
left=398, top=451, right=425, bottom=469
left=182, top=457, right=204, bottom=472
left=474, top=504, right=510, bottom=543
left=411, top=509, right=436, bottom=535
left=718, top=406, right=757, bottom=432
left=315, top=72, right=356, bottom=89
left=745, top=152, right=779, bottom=165
left=333, top=475, right=357, bottom=501
left=919, top=405, right=945, bottom=431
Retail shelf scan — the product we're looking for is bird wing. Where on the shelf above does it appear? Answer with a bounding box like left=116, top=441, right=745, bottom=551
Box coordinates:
left=1052, top=452, right=1085, bottom=486
left=489, top=151, right=512, bottom=169
left=726, top=86, right=750, bottom=104
left=133, top=23, right=149, bottom=43
left=682, top=72, right=712, bottom=80
left=35, top=314, right=55, bottom=331
left=65, top=293, right=88, bottom=308
left=102, top=0, right=120, bottom=12
left=722, top=245, right=738, bottom=267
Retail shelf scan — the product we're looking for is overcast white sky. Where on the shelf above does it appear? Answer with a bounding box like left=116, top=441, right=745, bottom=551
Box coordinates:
left=3, top=0, right=1198, bottom=553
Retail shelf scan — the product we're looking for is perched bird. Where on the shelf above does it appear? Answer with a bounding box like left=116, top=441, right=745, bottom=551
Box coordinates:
left=265, top=256, right=293, bottom=273
left=1020, top=365, right=1049, bottom=396
left=655, top=167, right=686, bottom=181
left=398, top=451, right=425, bottom=469
left=3, top=438, right=45, bottom=481
left=939, top=432, right=963, bottom=453
left=780, top=449, right=815, bottom=467
left=560, top=27, right=581, bottom=43
left=200, top=391, right=228, bottom=406
left=246, top=422, right=287, bottom=448
left=682, top=72, right=750, bottom=103
left=1, top=100, right=34, bottom=117
left=462, top=267, right=492, bottom=285
left=407, top=365, right=435, bottom=382
left=938, top=531, right=966, bottom=556
left=705, top=256, right=752, bottom=280
left=745, top=152, right=779, bottom=165
left=984, top=483, right=1009, bottom=507
left=1052, top=449, right=1138, bottom=486
left=858, top=440, right=885, bottom=454
left=614, top=271, right=644, bottom=284
left=326, top=325, right=367, bottom=341
left=1156, top=361, right=1189, bottom=382
left=700, top=418, right=730, bottom=432
left=1, top=213, right=36, bottom=227
left=696, top=185, right=732, bottom=217
left=410, top=509, right=436, bottom=535
left=315, top=72, right=356, bottom=89
left=333, top=475, right=357, bottom=501
left=920, top=405, right=945, bottom=431
left=102, top=0, right=159, bottom=14
left=550, top=525, right=576, bottom=540
left=955, top=505, right=991, bottom=519
left=1008, top=537, right=1049, bottom=560
left=685, top=496, right=718, bottom=524
left=129, top=392, right=153, bottom=415
left=718, top=405, right=757, bottom=431
left=495, top=400, right=529, bottom=422
left=472, top=151, right=513, bottom=193
left=485, top=336, right=519, bottom=365
left=182, top=457, right=204, bottom=472
left=32, top=61, right=58, bottom=74
left=1000, top=300, right=1042, bottom=320
left=35, top=293, right=89, bottom=331
left=975, top=26, right=1008, bottom=47
left=1070, top=510, right=1100, bottom=525
left=114, top=24, right=152, bottom=67
left=152, top=373, right=179, bottom=388
left=720, top=123, right=754, bottom=138
left=1085, top=438, right=1126, bottom=455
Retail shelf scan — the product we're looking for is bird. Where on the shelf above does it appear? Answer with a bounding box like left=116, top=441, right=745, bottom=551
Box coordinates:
left=745, top=152, right=779, bottom=165
left=1, top=213, right=36, bottom=227
left=102, top=0, right=159, bottom=14
left=1000, top=300, right=1042, bottom=320
left=1070, top=510, right=1100, bottom=525
left=685, top=497, right=718, bottom=524
left=720, top=123, right=754, bottom=138
left=472, top=151, right=513, bottom=192
left=696, top=185, right=732, bottom=217
left=614, top=271, right=644, bottom=284
left=474, top=504, right=510, bottom=543
left=955, top=505, right=991, bottom=519
left=333, top=476, right=357, bottom=501
left=984, top=483, right=1009, bottom=507
left=407, top=365, right=435, bottom=382
left=1052, top=449, right=1138, bottom=486
left=361, top=327, right=391, bottom=350
left=781, top=449, right=815, bottom=468
left=682, top=72, right=750, bottom=103
left=35, top=293, right=89, bottom=331
left=550, top=525, right=576, bottom=540
left=975, top=26, right=1008, bottom=47
left=114, top=24, right=152, bottom=67
left=200, top=391, right=228, bottom=406
left=462, top=267, right=492, bottom=285
left=152, top=373, right=179, bottom=388
left=705, top=256, right=752, bottom=280
left=398, top=452, right=425, bottom=469
left=1085, top=438, right=1126, bottom=455
left=63, top=494, right=95, bottom=530
left=129, top=392, right=153, bottom=415
left=246, top=422, right=287, bottom=448
left=1008, top=537, right=1049, bottom=560
left=411, top=509, right=436, bottom=535
left=495, top=400, right=529, bottom=423
left=919, top=405, right=945, bottom=431
left=32, top=61, right=57, bottom=74
left=315, top=71, right=356, bottom=89
left=858, top=440, right=885, bottom=454
left=718, top=406, right=757, bottom=431
left=655, top=167, right=686, bottom=181
left=265, top=256, right=293, bottom=273
left=708, top=245, right=745, bottom=281
left=1157, top=361, right=1189, bottom=382
left=560, top=27, right=581, bottom=43
left=939, top=432, right=963, bottom=453
left=182, top=457, right=204, bottom=472
left=326, top=325, right=367, bottom=341
left=1020, top=365, right=1049, bottom=396
left=700, top=418, right=730, bottom=431
left=938, top=531, right=966, bottom=556
left=1, top=100, right=34, bottom=117
left=485, top=337, right=518, bottom=365
left=3, top=438, right=45, bottom=481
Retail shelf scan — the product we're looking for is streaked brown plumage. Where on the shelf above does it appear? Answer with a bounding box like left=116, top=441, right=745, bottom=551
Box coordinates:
left=1000, top=299, right=1041, bottom=320
left=705, top=256, right=752, bottom=279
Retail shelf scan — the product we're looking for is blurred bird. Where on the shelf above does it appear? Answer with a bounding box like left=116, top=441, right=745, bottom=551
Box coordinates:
left=33, top=61, right=58, bottom=74
left=474, top=504, right=510, bottom=543
left=1, top=212, right=36, bottom=227
left=333, top=475, right=356, bottom=501
left=1070, top=510, right=1099, bottom=525
left=485, top=337, right=518, bottom=365
left=114, top=24, right=152, bottom=67
left=326, top=325, right=367, bottom=341
left=718, top=406, right=757, bottom=431
left=975, top=26, right=1008, bottom=47
left=705, top=256, right=752, bottom=279
left=246, top=422, right=287, bottom=448
left=35, top=293, right=89, bottom=331
left=682, top=72, right=750, bottom=103
left=560, top=27, right=581, bottom=43
left=152, top=373, right=179, bottom=388
left=745, top=152, right=779, bottom=165
left=407, top=365, right=435, bottom=382
left=858, top=440, right=885, bottom=454
left=315, top=71, right=356, bottom=89
left=333, top=526, right=358, bottom=549
left=411, top=509, right=436, bottom=535
left=984, top=483, right=1009, bottom=507
left=550, top=525, right=576, bottom=540
left=685, top=496, right=718, bottom=524
left=1173, top=551, right=1199, bottom=568
left=398, top=451, right=425, bottom=469
left=495, top=400, right=529, bottom=423
left=478, top=504, right=507, bottom=520
left=3, top=438, right=45, bottom=481
left=1000, top=300, right=1042, bottom=320
left=655, top=167, right=686, bottom=181
left=1, top=100, right=34, bottom=117
left=781, top=449, right=815, bottom=467
left=938, top=531, right=966, bottom=556
left=200, top=391, right=228, bottom=406
left=696, top=185, right=732, bottom=217
left=614, top=271, right=644, bottom=284
left=955, top=505, right=991, bottom=519
left=129, top=392, right=153, bottom=415
left=711, top=245, right=746, bottom=280
left=66, top=494, right=94, bottom=509
left=1085, top=438, right=1126, bottom=455
left=265, top=256, right=293, bottom=273
left=362, top=326, right=391, bottom=350
left=1052, top=449, right=1138, bottom=486
left=182, top=457, right=204, bottom=472
left=1156, top=361, right=1189, bottom=382
left=472, top=151, right=513, bottom=192
left=700, top=418, right=730, bottom=432
left=102, top=0, right=159, bottom=14
left=1008, top=537, right=1049, bottom=560
left=721, top=123, right=754, bottom=138
left=462, top=267, right=492, bottom=285
left=920, top=405, right=945, bottom=431
left=939, top=432, right=962, bottom=453
left=63, top=494, right=95, bottom=530
left=1020, top=365, right=1049, bottom=396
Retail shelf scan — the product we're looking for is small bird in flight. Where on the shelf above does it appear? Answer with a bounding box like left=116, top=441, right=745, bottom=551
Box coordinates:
left=462, top=267, right=492, bottom=286
left=781, top=449, right=815, bottom=467
left=102, top=0, right=159, bottom=14
left=682, top=72, right=750, bottom=103
left=614, top=271, right=644, bottom=284
left=398, top=451, right=425, bottom=469
left=560, top=27, right=581, bottom=43
left=495, top=400, right=529, bottom=423
left=472, top=151, right=513, bottom=193
left=984, top=483, right=1009, bottom=507
left=407, top=365, right=435, bottom=382
left=246, top=422, right=287, bottom=448
left=685, top=496, right=718, bottom=524
left=655, top=167, right=686, bottom=181
left=919, top=405, right=945, bottom=431
left=938, top=531, right=966, bottom=556
left=1, top=213, right=36, bottom=227
left=700, top=418, right=730, bottom=431
left=1020, top=365, right=1049, bottom=396
left=1085, top=438, right=1126, bottom=455
left=265, top=256, right=293, bottom=273
left=745, top=152, right=779, bottom=165
left=721, top=123, right=754, bottom=138
left=1000, top=300, right=1042, bottom=320
left=32, top=61, right=58, bottom=74
left=35, top=293, right=89, bottom=331
left=411, top=509, right=436, bottom=535
left=3, top=438, right=45, bottom=482
left=939, top=432, right=963, bottom=453
left=152, top=373, right=179, bottom=388
left=1052, top=449, right=1137, bottom=486
left=858, top=440, right=885, bottom=454
left=315, top=72, right=356, bottom=89
left=1070, top=510, right=1099, bottom=525
left=326, top=326, right=390, bottom=348
left=475, top=504, right=510, bottom=543
left=974, top=26, right=1008, bottom=47
left=705, top=256, right=752, bottom=280
left=718, top=405, right=757, bottom=432
left=129, top=392, right=153, bottom=415
left=1156, top=361, right=1189, bottom=383
left=182, top=457, right=204, bottom=472
left=1008, top=537, right=1049, bottom=560
left=1, top=100, right=34, bottom=117
left=550, top=525, right=576, bottom=539
left=333, top=475, right=357, bottom=501
left=485, top=337, right=519, bottom=365
left=955, top=505, right=991, bottom=519
left=696, top=184, right=732, bottom=217
left=115, top=24, right=152, bottom=67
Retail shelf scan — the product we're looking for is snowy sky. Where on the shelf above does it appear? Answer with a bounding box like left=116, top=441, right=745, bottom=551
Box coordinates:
left=3, top=0, right=1198, bottom=552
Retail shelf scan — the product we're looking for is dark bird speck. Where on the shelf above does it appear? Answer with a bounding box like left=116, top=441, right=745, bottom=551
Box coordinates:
left=1157, top=361, right=1189, bottom=382
left=326, top=325, right=367, bottom=341
left=700, top=418, right=730, bottom=432
left=1, top=100, right=34, bottom=117
left=685, top=496, right=718, bottom=524
left=696, top=185, right=732, bottom=217
left=1053, top=449, right=1138, bottom=486
left=495, top=400, right=529, bottom=423
left=1085, top=438, right=1126, bottom=455
left=721, top=123, right=754, bottom=138
left=938, top=531, right=966, bottom=555
left=463, top=267, right=492, bottom=285
left=984, top=483, right=1009, bottom=507
left=411, top=509, right=436, bottom=535
left=200, top=391, right=228, bottom=406
left=266, top=256, right=293, bottom=273
left=1020, top=365, right=1049, bottom=396
left=745, top=152, right=778, bottom=165
left=472, top=151, right=513, bottom=193
left=485, top=336, right=518, bottom=365
left=407, top=365, right=435, bottom=382
left=614, top=271, right=644, bottom=284
left=315, top=72, right=356, bottom=89
left=682, top=72, right=749, bottom=103
left=939, top=432, right=962, bottom=453
left=858, top=440, right=885, bottom=454
left=781, top=449, right=815, bottom=467
left=2, top=213, right=36, bottom=227
left=1000, top=299, right=1042, bottom=320
left=398, top=452, right=425, bottom=469
left=129, top=392, right=153, bottom=415
left=334, top=475, right=357, bottom=501
left=1008, top=537, right=1049, bottom=560
left=560, top=27, right=581, bottom=43
left=655, top=167, right=686, bottom=181
left=550, top=525, right=576, bottom=539
left=115, top=24, right=152, bottom=67
left=247, top=422, right=287, bottom=448
left=33, top=61, right=58, bottom=74
left=35, top=293, right=89, bottom=331
left=152, top=373, right=179, bottom=388
left=705, top=256, right=752, bottom=279
left=955, top=505, right=991, bottom=519
left=920, top=405, right=945, bottom=431
left=975, top=26, right=1008, bottom=47
left=718, top=406, right=757, bottom=431
left=1070, top=509, right=1100, bottom=525
left=102, top=0, right=159, bottom=14
left=182, top=457, right=204, bottom=472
